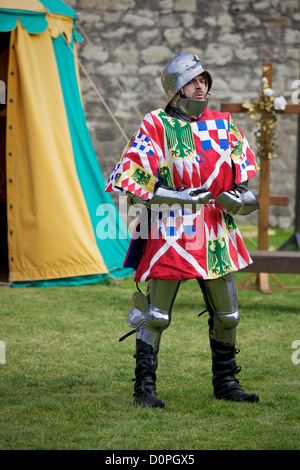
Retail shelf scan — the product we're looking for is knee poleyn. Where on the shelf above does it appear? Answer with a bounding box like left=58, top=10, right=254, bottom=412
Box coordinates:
left=210, top=310, right=240, bottom=344
left=216, top=310, right=240, bottom=329
left=128, top=304, right=171, bottom=348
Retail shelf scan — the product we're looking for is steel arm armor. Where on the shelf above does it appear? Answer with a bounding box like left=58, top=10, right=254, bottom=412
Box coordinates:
left=215, top=184, right=259, bottom=216
left=128, top=185, right=212, bottom=212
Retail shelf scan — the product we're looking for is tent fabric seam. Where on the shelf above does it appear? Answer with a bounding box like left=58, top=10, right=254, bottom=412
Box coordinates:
left=0, top=9, right=81, bottom=41
left=0, top=0, right=132, bottom=286
left=10, top=262, right=108, bottom=282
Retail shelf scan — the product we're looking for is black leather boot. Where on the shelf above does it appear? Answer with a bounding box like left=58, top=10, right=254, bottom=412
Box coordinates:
left=210, top=339, right=259, bottom=403
left=133, top=339, right=165, bottom=408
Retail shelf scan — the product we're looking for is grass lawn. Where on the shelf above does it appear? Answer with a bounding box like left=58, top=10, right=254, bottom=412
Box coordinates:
left=0, top=227, right=299, bottom=450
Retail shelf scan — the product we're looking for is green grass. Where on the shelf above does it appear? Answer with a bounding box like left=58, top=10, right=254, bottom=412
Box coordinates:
left=0, top=228, right=299, bottom=450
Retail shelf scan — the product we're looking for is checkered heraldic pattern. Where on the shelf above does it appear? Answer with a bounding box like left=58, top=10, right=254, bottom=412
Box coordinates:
left=105, top=108, right=258, bottom=282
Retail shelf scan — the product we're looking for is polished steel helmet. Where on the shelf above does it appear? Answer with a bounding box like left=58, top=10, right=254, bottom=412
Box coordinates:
left=161, top=51, right=212, bottom=104
left=161, top=51, right=212, bottom=119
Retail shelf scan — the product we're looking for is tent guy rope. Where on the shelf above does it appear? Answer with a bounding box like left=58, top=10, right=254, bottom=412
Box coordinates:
left=77, top=21, right=144, bottom=121
left=47, top=10, right=130, bottom=142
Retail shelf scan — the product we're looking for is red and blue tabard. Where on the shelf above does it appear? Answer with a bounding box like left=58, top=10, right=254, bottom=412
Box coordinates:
left=105, top=107, right=259, bottom=282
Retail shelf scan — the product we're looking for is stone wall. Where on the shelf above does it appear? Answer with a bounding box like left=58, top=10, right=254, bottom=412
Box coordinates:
left=65, top=0, right=299, bottom=229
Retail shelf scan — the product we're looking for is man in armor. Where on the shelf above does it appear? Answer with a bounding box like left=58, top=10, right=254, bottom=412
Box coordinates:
left=105, top=51, right=260, bottom=408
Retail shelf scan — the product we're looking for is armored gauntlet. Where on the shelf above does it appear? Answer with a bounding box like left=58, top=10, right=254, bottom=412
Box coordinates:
left=128, top=185, right=212, bottom=213
left=215, top=184, right=259, bottom=216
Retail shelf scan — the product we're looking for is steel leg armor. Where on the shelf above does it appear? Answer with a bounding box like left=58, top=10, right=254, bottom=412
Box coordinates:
left=128, top=279, right=180, bottom=408
left=198, top=275, right=259, bottom=402
left=126, top=279, right=180, bottom=348
left=198, top=274, right=240, bottom=345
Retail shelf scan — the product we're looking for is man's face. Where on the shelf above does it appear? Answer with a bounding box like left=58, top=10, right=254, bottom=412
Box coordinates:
left=182, top=73, right=207, bottom=100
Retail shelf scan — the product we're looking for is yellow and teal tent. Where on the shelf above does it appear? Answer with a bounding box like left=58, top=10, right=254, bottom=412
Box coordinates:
left=0, top=0, right=131, bottom=286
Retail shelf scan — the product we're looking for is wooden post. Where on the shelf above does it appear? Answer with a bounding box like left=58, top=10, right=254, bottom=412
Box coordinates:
left=256, top=63, right=273, bottom=293
left=221, top=64, right=300, bottom=293
left=279, top=113, right=300, bottom=250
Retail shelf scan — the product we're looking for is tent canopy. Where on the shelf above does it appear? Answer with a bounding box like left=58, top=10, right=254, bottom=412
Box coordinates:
left=0, top=0, right=131, bottom=286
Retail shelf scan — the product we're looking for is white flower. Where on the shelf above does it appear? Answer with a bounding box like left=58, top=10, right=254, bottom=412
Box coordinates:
left=262, top=77, right=268, bottom=84
left=263, top=87, right=274, bottom=97
left=274, top=95, right=287, bottom=111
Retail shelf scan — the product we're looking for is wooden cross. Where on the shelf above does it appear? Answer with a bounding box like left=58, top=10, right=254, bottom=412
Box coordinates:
left=221, top=63, right=300, bottom=293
